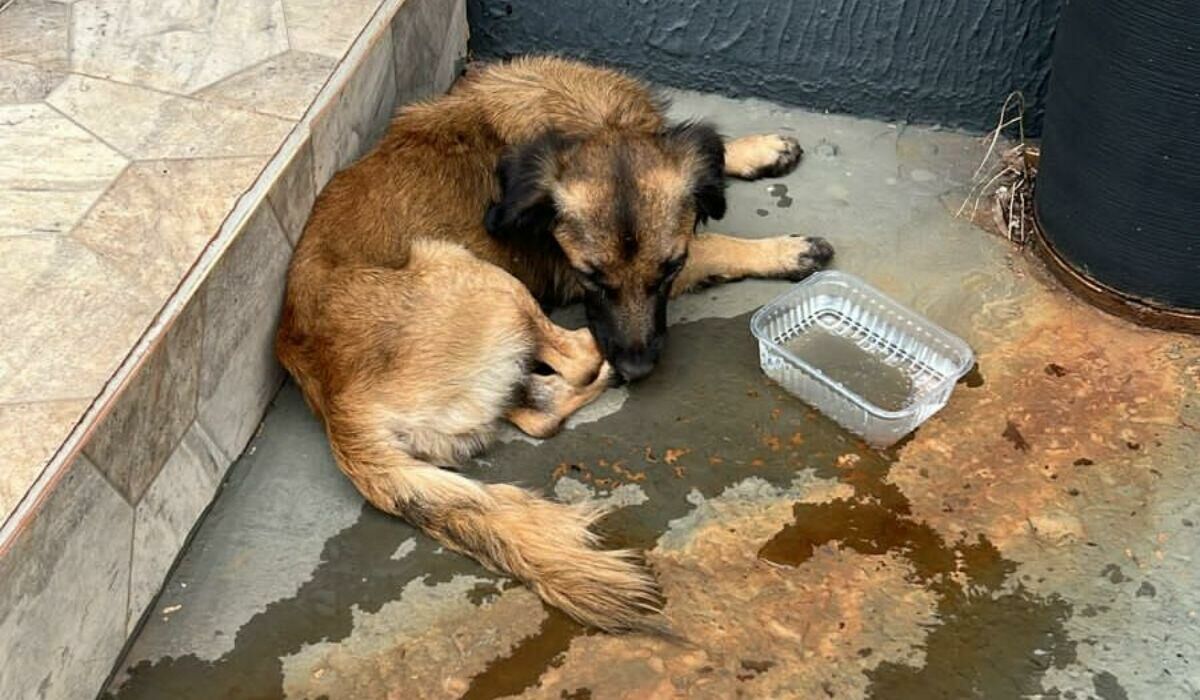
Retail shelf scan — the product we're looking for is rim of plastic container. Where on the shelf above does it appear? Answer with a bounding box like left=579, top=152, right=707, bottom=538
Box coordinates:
left=749, top=270, right=976, bottom=420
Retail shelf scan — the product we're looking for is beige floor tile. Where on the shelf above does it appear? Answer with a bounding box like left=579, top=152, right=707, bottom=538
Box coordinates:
left=83, top=296, right=204, bottom=504
left=0, top=0, right=70, bottom=71
left=195, top=50, right=337, bottom=120
left=198, top=205, right=291, bottom=459
left=0, top=398, right=88, bottom=518
left=72, top=158, right=265, bottom=301
left=0, top=454, right=132, bottom=700
left=267, top=136, right=317, bottom=246
left=283, top=0, right=383, bottom=58
left=392, top=0, right=466, bottom=104
left=0, top=235, right=158, bottom=404
left=70, top=0, right=289, bottom=94
left=0, top=104, right=128, bottom=238
left=0, top=58, right=65, bottom=103
left=47, top=74, right=295, bottom=160
left=128, top=422, right=225, bottom=631
left=311, top=30, right=397, bottom=189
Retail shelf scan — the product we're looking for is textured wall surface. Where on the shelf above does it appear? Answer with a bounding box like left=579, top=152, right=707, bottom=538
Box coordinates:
left=467, top=0, right=1061, bottom=133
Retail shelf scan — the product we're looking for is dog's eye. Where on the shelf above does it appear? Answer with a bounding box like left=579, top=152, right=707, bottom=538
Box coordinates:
left=576, top=268, right=610, bottom=294
left=659, top=256, right=687, bottom=284
left=662, top=256, right=687, bottom=276
left=652, top=256, right=688, bottom=293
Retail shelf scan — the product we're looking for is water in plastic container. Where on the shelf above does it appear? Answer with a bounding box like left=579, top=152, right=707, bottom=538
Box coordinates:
left=751, top=271, right=974, bottom=446
left=781, top=328, right=914, bottom=412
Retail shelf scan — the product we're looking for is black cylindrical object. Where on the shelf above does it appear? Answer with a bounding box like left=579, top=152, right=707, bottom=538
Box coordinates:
left=1036, top=0, right=1200, bottom=316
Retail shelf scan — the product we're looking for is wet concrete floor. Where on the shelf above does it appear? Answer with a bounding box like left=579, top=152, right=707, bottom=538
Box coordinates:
left=106, top=90, right=1200, bottom=699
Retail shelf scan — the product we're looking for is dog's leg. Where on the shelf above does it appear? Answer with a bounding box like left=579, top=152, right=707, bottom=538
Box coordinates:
left=724, top=134, right=805, bottom=180
left=672, top=232, right=834, bottom=296
left=507, top=363, right=615, bottom=438
left=528, top=313, right=606, bottom=388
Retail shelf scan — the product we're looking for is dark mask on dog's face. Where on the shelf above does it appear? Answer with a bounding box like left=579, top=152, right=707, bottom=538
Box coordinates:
left=486, top=123, right=726, bottom=382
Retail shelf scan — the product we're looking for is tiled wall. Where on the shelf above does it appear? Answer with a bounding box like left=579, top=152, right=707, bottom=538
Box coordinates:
left=0, top=1, right=468, bottom=698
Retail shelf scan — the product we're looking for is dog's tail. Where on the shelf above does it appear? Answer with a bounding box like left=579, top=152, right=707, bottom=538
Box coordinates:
left=325, top=418, right=667, bottom=634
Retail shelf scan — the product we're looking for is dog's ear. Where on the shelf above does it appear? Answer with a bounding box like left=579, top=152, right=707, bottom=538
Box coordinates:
left=663, top=121, right=727, bottom=223
left=485, top=130, right=572, bottom=239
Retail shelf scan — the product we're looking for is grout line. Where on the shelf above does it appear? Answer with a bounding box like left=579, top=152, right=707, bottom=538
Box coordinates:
left=262, top=198, right=293, bottom=250
left=0, top=395, right=93, bottom=408
left=194, top=415, right=236, bottom=466
left=177, top=93, right=310, bottom=123
left=42, top=101, right=136, bottom=161
left=193, top=291, right=206, bottom=418
left=0, top=231, right=67, bottom=241
left=84, top=446, right=134, bottom=508
left=265, top=194, right=296, bottom=251
left=191, top=52, right=279, bottom=96
left=280, top=0, right=296, bottom=53
left=141, top=411, right=196, bottom=509
left=0, top=54, right=64, bottom=72
left=0, top=0, right=410, bottom=550
left=54, top=68, right=299, bottom=128
left=132, top=303, right=206, bottom=510
left=119, top=152, right=282, bottom=164
left=65, top=0, right=73, bottom=72
left=124, top=492, right=136, bottom=634
left=189, top=420, right=228, bottom=484
left=60, top=159, right=132, bottom=235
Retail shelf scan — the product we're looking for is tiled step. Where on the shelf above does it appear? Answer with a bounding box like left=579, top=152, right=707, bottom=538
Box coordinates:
left=0, top=1, right=467, bottom=697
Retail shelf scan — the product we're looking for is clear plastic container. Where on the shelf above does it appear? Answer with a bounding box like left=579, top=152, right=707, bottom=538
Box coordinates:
left=750, top=271, right=974, bottom=447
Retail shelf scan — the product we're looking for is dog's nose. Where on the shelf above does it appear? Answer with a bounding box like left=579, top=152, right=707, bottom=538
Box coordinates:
left=613, top=349, right=656, bottom=382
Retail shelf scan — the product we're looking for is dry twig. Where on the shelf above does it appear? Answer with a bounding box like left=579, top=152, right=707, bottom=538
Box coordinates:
left=957, top=92, right=1041, bottom=246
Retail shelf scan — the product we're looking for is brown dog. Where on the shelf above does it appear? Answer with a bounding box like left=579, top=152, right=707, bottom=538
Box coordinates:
left=276, top=56, right=832, bottom=633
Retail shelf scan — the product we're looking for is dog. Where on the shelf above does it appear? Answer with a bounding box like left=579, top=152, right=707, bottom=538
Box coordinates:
left=276, top=55, right=833, bottom=633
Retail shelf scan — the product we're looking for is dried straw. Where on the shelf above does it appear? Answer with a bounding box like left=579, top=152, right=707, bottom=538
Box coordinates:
left=957, top=92, right=1041, bottom=246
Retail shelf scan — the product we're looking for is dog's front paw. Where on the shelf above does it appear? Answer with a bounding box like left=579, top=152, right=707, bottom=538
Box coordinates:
left=726, top=134, right=805, bottom=180
left=775, top=235, right=834, bottom=281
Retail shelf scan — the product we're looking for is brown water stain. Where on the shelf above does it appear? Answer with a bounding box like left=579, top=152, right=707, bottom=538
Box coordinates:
left=107, top=503, right=493, bottom=700
left=759, top=428, right=1075, bottom=699
left=866, top=586, right=1074, bottom=699
left=759, top=496, right=1075, bottom=698
left=759, top=499, right=952, bottom=579
left=460, top=609, right=588, bottom=700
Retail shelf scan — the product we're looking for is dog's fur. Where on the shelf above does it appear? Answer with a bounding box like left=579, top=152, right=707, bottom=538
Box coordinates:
left=276, top=56, right=833, bottom=633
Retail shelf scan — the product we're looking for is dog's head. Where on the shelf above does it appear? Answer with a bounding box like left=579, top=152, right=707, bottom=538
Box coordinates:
left=485, top=123, right=726, bottom=382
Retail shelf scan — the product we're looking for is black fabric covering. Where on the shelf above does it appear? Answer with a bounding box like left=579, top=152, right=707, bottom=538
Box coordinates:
left=1037, top=0, right=1200, bottom=310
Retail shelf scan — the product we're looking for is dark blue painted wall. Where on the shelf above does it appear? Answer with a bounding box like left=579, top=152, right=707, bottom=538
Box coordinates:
left=467, top=0, right=1061, bottom=133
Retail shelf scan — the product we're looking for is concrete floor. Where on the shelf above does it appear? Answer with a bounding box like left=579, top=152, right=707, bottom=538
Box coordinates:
left=105, top=91, right=1200, bottom=700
